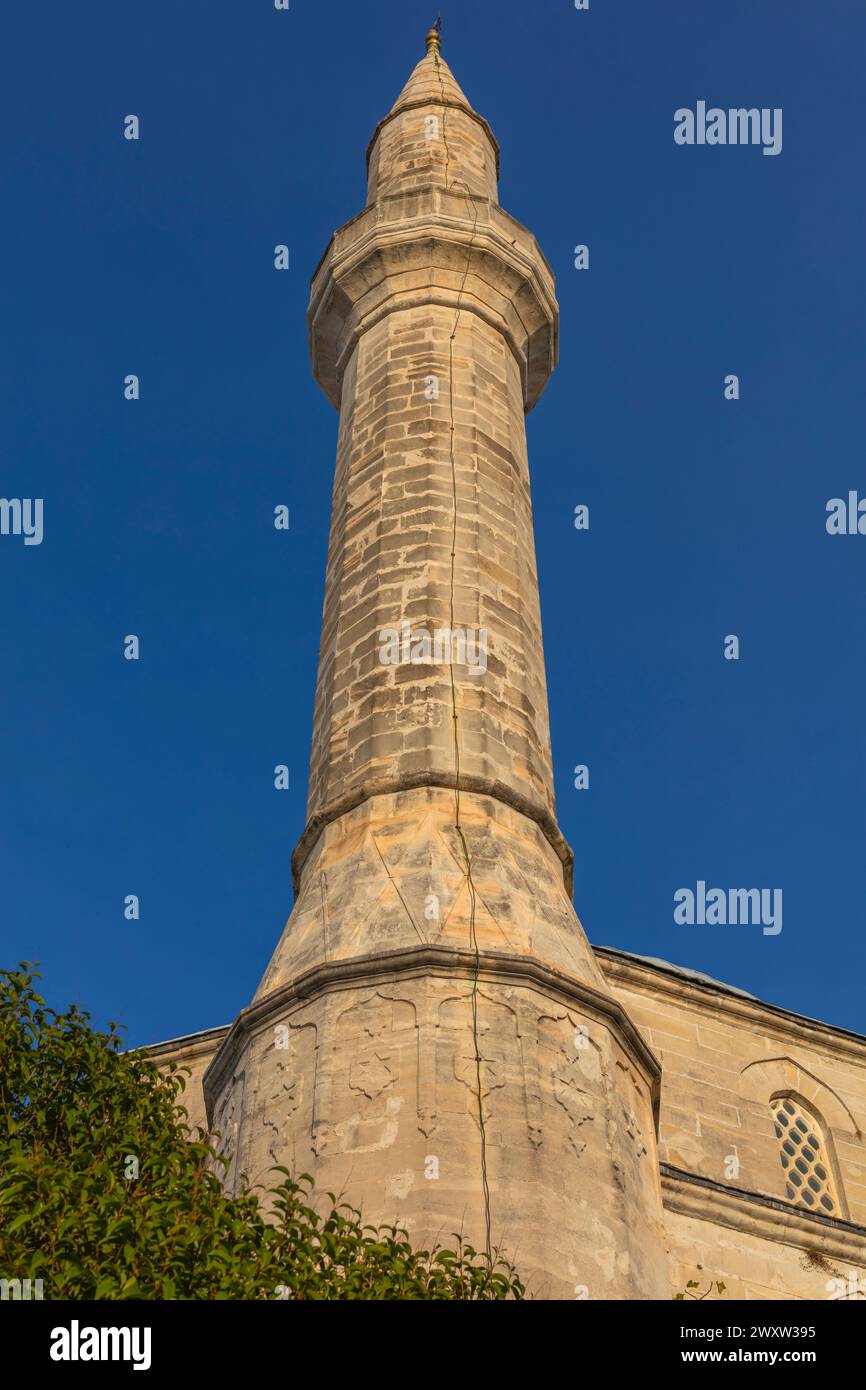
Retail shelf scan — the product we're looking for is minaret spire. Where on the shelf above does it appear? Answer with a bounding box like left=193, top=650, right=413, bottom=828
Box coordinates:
left=205, top=35, right=671, bottom=1301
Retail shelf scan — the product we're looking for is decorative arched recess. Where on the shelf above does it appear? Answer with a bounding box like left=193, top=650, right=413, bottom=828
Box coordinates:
left=740, top=1056, right=858, bottom=1220
left=739, top=1057, right=860, bottom=1136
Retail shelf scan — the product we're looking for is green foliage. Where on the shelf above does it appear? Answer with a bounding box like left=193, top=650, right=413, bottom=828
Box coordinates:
left=0, top=964, right=523, bottom=1300
left=675, top=1278, right=727, bottom=1300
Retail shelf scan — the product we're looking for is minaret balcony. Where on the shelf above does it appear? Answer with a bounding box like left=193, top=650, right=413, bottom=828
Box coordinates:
left=308, top=185, right=559, bottom=414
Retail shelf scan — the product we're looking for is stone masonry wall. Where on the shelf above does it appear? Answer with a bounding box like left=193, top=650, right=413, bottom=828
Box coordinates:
left=305, top=305, right=555, bottom=838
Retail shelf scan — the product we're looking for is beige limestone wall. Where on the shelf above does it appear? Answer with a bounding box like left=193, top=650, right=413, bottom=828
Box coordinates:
left=598, top=950, right=866, bottom=1296
left=666, top=1207, right=866, bottom=1301
left=663, top=1171, right=866, bottom=1300
left=598, top=953, right=866, bottom=1220
left=146, top=1028, right=227, bottom=1137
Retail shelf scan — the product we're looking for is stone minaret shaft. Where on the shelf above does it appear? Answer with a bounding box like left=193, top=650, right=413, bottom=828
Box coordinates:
left=205, top=29, right=670, bottom=1299
left=300, top=32, right=562, bottom=883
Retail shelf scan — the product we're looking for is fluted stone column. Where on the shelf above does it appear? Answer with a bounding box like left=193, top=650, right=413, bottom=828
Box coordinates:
left=204, top=29, right=671, bottom=1300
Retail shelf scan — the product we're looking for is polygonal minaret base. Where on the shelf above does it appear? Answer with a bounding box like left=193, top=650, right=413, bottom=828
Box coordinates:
left=204, top=32, right=671, bottom=1300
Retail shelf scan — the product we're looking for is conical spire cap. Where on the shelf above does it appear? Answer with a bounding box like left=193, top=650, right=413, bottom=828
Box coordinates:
left=366, top=28, right=500, bottom=182
left=388, top=48, right=476, bottom=119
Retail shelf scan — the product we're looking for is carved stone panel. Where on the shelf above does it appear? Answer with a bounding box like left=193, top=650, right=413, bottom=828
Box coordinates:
left=211, top=1067, right=246, bottom=1197
left=313, top=991, right=416, bottom=1157
left=435, top=990, right=523, bottom=1147
left=536, top=1011, right=599, bottom=1158
left=252, top=1019, right=318, bottom=1179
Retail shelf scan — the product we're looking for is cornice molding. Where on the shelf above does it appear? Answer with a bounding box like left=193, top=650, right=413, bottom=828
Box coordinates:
left=202, top=944, right=662, bottom=1126
left=661, top=1163, right=866, bottom=1265
left=308, top=192, right=558, bottom=411
left=144, top=1025, right=230, bottom=1063
left=596, top=948, right=866, bottom=1067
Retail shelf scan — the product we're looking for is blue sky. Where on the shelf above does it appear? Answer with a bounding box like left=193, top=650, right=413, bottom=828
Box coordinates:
left=2, top=0, right=864, bottom=1046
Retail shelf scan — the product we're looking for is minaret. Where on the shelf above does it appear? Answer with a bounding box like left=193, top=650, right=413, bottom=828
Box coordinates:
left=205, top=28, right=670, bottom=1299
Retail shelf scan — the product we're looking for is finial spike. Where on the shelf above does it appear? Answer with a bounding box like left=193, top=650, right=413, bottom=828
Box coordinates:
left=426, top=17, right=442, bottom=55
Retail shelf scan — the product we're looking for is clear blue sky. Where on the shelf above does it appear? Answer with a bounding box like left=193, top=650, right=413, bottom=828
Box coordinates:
left=2, top=0, right=864, bottom=1045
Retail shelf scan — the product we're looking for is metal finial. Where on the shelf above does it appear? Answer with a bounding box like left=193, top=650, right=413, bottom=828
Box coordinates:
left=426, top=18, right=442, bottom=55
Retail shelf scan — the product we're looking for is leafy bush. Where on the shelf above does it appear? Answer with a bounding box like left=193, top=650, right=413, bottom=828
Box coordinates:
left=0, top=964, right=523, bottom=1300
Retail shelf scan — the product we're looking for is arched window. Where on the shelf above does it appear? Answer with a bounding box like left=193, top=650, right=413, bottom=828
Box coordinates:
left=771, top=1096, right=840, bottom=1216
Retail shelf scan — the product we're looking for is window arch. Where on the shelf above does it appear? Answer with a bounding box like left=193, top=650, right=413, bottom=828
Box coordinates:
left=771, top=1095, right=841, bottom=1216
